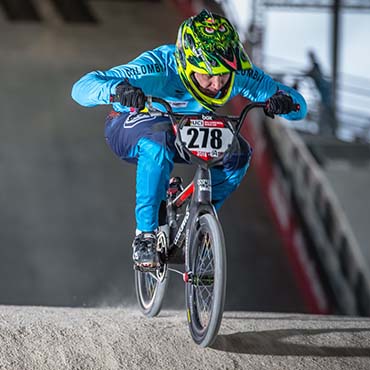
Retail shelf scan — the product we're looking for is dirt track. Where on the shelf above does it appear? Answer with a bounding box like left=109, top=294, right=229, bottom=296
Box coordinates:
left=0, top=306, right=369, bottom=369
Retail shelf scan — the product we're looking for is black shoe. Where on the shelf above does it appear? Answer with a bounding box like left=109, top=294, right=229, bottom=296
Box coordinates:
left=132, top=232, right=159, bottom=268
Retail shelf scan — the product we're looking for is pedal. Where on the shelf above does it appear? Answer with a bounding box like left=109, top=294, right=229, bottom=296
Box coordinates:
left=133, top=263, right=160, bottom=273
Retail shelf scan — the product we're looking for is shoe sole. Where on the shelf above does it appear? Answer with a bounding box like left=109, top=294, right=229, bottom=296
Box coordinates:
left=134, top=262, right=160, bottom=273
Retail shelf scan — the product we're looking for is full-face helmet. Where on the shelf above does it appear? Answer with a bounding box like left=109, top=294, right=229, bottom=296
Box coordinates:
left=175, top=9, right=252, bottom=111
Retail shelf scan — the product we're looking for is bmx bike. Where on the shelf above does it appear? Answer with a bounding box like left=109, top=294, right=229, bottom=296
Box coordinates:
left=134, top=96, right=298, bottom=347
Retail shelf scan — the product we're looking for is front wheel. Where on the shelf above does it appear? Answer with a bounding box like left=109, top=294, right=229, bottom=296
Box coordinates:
left=185, top=213, right=227, bottom=347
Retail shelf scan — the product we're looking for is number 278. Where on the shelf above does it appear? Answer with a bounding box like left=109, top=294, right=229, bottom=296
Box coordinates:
left=186, top=128, right=222, bottom=150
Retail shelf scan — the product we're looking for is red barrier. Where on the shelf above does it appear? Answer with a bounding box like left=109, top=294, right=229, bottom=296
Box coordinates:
left=231, top=97, right=330, bottom=314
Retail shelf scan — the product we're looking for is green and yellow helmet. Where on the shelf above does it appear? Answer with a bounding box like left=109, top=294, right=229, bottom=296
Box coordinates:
left=175, top=9, right=252, bottom=111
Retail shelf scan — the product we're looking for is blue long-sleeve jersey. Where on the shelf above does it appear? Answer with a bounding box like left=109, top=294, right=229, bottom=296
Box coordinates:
left=72, top=44, right=307, bottom=120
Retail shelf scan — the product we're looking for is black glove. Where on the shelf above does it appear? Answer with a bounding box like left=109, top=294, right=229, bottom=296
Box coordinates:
left=264, top=92, right=295, bottom=118
left=112, top=80, right=146, bottom=110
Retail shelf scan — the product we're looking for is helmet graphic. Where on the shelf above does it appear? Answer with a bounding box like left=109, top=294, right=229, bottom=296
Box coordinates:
left=175, top=9, right=252, bottom=111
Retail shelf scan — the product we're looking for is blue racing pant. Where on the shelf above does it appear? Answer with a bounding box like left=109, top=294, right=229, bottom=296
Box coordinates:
left=104, top=111, right=252, bottom=232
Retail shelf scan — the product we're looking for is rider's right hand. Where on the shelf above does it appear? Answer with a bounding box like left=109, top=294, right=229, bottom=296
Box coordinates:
left=264, top=91, right=297, bottom=118
left=111, top=79, right=146, bottom=110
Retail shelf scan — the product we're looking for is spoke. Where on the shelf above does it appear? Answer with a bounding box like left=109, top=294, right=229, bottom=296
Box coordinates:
left=199, top=234, right=208, bottom=260
left=198, top=287, right=213, bottom=315
left=142, top=273, right=157, bottom=303
left=201, top=285, right=213, bottom=303
left=198, top=288, right=211, bottom=326
left=197, top=234, right=214, bottom=285
left=194, top=228, right=216, bottom=328
left=200, top=234, right=214, bottom=273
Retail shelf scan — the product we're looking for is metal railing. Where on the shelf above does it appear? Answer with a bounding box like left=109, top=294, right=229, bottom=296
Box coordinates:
left=266, top=116, right=370, bottom=315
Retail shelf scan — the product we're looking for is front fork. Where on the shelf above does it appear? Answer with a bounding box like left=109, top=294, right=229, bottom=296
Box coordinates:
left=184, top=167, right=217, bottom=276
left=194, top=167, right=212, bottom=205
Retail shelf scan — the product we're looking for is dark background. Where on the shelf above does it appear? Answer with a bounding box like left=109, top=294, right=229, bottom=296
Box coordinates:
left=0, top=0, right=305, bottom=312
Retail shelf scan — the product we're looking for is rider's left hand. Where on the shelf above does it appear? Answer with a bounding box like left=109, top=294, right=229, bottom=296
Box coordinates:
left=264, top=91, right=295, bottom=118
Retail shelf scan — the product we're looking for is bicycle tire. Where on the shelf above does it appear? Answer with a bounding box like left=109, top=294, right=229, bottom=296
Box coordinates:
left=135, top=226, right=169, bottom=317
left=134, top=266, right=169, bottom=317
left=185, top=213, right=226, bottom=347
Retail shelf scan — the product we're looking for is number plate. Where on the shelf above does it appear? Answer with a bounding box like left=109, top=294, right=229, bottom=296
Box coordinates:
left=179, top=118, right=234, bottom=160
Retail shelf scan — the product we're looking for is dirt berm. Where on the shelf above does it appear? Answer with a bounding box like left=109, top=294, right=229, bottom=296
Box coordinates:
left=0, top=306, right=369, bottom=369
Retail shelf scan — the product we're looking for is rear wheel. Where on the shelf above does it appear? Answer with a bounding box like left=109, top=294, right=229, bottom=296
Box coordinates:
left=134, top=229, right=169, bottom=317
left=134, top=266, right=168, bottom=317
left=185, top=213, right=226, bottom=347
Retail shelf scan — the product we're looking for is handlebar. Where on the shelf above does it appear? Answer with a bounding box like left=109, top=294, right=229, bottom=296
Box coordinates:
left=145, top=96, right=262, bottom=135
left=145, top=96, right=300, bottom=135
left=143, top=96, right=300, bottom=167
left=146, top=96, right=174, bottom=114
